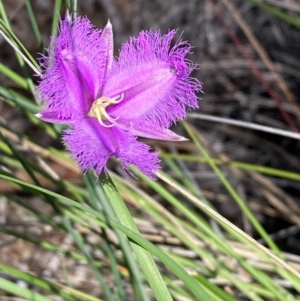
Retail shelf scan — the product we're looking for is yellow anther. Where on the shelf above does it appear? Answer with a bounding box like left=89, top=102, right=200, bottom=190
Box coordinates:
left=87, top=94, right=123, bottom=127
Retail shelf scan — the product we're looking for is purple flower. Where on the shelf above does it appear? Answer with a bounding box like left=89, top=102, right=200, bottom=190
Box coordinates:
left=37, top=14, right=201, bottom=178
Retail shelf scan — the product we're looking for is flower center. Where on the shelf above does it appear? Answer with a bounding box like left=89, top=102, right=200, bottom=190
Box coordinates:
left=87, top=94, right=124, bottom=127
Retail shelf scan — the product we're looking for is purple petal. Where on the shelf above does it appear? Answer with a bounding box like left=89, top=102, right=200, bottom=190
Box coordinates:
left=63, top=118, right=160, bottom=177
left=36, top=110, right=76, bottom=124
left=67, top=18, right=114, bottom=99
left=38, top=16, right=113, bottom=120
left=103, top=30, right=202, bottom=128
left=99, top=21, right=114, bottom=88
left=119, top=122, right=188, bottom=141
left=117, top=134, right=160, bottom=179
left=63, top=118, right=116, bottom=174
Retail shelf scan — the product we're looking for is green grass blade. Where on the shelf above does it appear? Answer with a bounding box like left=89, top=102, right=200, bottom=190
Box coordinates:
left=25, top=0, right=43, bottom=50
left=0, top=277, right=52, bottom=301
left=243, top=0, right=300, bottom=28
left=0, top=17, right=40, bottom=75
left=60, top=216, right=116, bottom=301
left=0, top=62, right=28, bottom=89
left=0, top=263, right=103, bottom=301
left=52, top=0, right=62, bottom=38
left=70, top=0, right=78, bottom=18
left=161, top=152, right=300, bottom=182
left=0, top=86, right=39, bottom=113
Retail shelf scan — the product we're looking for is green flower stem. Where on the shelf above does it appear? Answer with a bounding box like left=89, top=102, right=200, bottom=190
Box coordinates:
left=99, top=172, right=174, bottom=301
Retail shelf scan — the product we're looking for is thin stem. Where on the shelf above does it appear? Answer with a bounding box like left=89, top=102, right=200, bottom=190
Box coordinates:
left=0, top=29, right=41, bottom=76
left=188, top=113, right=300, bottom=139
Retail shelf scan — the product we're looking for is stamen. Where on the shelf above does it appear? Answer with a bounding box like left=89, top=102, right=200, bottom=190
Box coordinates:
left=87, top=94, right=123, bottom=127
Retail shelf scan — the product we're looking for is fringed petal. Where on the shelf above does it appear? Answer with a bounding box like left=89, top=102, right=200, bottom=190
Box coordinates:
left=63, top=118, right=159, bottom=177
left=117, top=134, right=160, bottom=179
left=38, top=17, right=113, bottom=120
left=104, top=30, right=202, bottom=128
left=63, top=118, right=117, bottom=174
